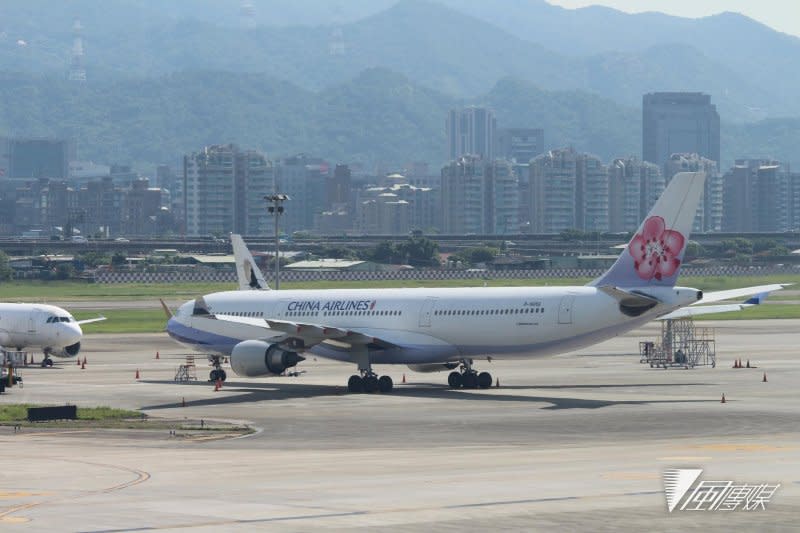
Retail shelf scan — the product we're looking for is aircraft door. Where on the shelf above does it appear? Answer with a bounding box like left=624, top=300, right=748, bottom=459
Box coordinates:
left=418, top=297, right=437, bottom=327
left=558, top=295, right=575, bottom=324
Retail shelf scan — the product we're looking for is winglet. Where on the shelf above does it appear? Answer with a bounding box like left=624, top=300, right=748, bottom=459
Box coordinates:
left=159, top=298, right=173, bottom=319
left=232, top=234, right=270, bottom=290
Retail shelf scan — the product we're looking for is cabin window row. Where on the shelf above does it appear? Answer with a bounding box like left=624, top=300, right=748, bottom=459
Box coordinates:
left=434, top=307, right=544, bottom=316
left=285, top=310, right=403, bottom=317
left=228, top=311, right=264, bottom=317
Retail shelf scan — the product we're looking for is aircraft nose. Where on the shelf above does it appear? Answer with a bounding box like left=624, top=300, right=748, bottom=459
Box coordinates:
left=62, top=323, right=83, bottom=345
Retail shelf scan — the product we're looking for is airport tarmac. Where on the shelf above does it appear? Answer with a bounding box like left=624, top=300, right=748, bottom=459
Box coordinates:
left=1, top=320, right=799, bottom=531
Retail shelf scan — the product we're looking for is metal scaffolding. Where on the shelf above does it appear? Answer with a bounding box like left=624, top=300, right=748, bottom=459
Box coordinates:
left=639, top=318, right=716, bottom=369
left=174, top=355, right=198, bottom=382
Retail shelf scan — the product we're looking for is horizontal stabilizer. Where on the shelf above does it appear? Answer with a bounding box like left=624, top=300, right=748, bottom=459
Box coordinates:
left=695, top=284, right=790, bottom=305
left=658, top=304, right=749, bottom=320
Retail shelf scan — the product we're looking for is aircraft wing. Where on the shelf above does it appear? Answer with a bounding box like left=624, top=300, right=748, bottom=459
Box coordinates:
left=694, top=284, right=789, bottom=305
left=207, top=314, right=397, bottom=350
left=76, top=316, right=106, bottom=325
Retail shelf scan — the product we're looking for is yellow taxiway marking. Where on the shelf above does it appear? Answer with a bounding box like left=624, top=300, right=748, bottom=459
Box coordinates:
left=0, top=491, right=49, bottom=499
left=0, top=515, right=30, bottom=523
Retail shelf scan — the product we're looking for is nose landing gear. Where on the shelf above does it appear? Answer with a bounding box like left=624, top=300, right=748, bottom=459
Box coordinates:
left=208, top=355, right=227, bottom=382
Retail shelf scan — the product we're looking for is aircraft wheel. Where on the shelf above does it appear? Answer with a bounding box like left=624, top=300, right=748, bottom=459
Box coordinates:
left=363, top=375, right=379, bottom=393
left=209, top=369, right=219, bottom=382
left=462, top=372, right=478, bottom=389
left=478, top=372, right=493, bottom=389
left=45, top=358, right=53, bottom=368
left=347, top=375, right=364, bottom=393
left=218, top=369, right=227, bottom=382
left=448, top=371, right=462, bottom=389
left=378, top=375, right=393, bottom=393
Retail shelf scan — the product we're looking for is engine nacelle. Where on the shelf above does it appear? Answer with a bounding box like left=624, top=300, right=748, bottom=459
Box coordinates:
left=51, top=342, right=81, bottom=358
left=230, top=340, right=305, bottom=377
left=407, top=362, right=459, bottom=373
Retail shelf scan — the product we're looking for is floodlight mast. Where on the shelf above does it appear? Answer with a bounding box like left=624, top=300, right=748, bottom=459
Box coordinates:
left=264, top=194, right=289, bottom=289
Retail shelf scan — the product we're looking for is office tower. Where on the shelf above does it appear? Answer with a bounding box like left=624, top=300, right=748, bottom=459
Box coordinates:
left=446, top=107, right=496, bottom=161
left=643, top=92, right=720, bottom=168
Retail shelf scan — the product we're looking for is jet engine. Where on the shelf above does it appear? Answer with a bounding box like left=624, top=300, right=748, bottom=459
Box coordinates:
left=51, top=342, right=81, bottom=358
left=230, top=340, right=305, bottom=377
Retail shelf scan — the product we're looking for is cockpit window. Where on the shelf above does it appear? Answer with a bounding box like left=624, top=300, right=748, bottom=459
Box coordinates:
left=60, top=317, right=71, bottom=322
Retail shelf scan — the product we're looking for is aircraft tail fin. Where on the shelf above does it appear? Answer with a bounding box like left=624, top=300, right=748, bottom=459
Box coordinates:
left=232, top=234, right=270, bottom=290
left=589, top=171, right=706, bottom=288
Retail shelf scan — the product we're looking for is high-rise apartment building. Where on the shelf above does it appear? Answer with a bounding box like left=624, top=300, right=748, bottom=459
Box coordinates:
left=642, top=92, right=720, bottom=168
left=722, top=159, right=791, bottom=232
left=183, top=144, right=273, bottom=237
left=441, top=157, right=518, bottom=235
left=441, top=156, right=487, bottom=234
left=488, top=160, right=519, bottom=235
left=530, top=148, right=608, bottom=233
left=608, top=158, right=664, bottom=233
left=446, top=107, right=496, bottom=161
left=665, top=153, right=721, bottom=232
left=275, top=154, right=329, bottom=233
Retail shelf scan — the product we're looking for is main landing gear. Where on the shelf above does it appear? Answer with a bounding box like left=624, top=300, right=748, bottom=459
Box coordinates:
left=41, top=349, right=54, bottom=368
left=448, top=359, right=492, bottom=390
left=347, top=346, right=393, bottom=394
left=208, top=355, right=227, bottom=382
left=347, top=371, right=393, bottom=394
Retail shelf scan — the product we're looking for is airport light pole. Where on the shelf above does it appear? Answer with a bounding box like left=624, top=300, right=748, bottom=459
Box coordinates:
left=265, top=194, right=289, bottom=289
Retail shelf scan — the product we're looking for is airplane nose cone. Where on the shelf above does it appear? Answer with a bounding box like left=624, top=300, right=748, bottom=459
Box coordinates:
left=64, top=323, right=83, bottom=346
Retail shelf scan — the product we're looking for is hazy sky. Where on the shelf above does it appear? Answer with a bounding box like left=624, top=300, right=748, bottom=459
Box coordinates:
left=548, top=1, right=800, bottom=38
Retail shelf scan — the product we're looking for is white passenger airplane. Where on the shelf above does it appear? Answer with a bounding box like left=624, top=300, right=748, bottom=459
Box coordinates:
left=0, top=303, right=105, bottom=366
left=166, top=172, right=786, bottom=393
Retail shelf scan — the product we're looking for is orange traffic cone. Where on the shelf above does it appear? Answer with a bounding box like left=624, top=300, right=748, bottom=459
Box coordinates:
left=83, top=356, right=87, bottom=366
left=156, top=351, right=160, bottom=360
left=81, top=360, right=85, bottom=370
left=746, top=359, right=751, bottom=368
left=30, top=354, right=34, bottom=365
left=732, top=360, right=737, bottom=368
left=77, top=358, right=81, bottom=366
left=135, top=369, right=140, bottom=379
left=721, top=393, right=726, bottom=403
left=496, top=377, right=500, bottom=388
left=214, top=379, right=221, bottom=391
left=402, top=373, right=406, bottom=384
left=181, top=397, right=186, bottom=407
left=763, top=372, right=768, bottom=382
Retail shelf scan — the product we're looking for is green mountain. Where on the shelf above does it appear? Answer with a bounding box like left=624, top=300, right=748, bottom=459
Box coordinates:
left=1, top=0, right=794, bottom=120
left=1, top=68, right=794, bottom=173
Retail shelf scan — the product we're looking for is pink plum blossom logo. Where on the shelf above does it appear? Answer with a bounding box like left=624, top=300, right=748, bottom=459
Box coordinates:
left=629, top=216, right=685, bottom=281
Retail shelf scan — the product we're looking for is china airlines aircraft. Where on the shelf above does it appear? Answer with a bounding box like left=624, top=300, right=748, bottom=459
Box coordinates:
left=166, top=172, right=785, bottom=393
left=0, top=303, right=105, bottom=366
